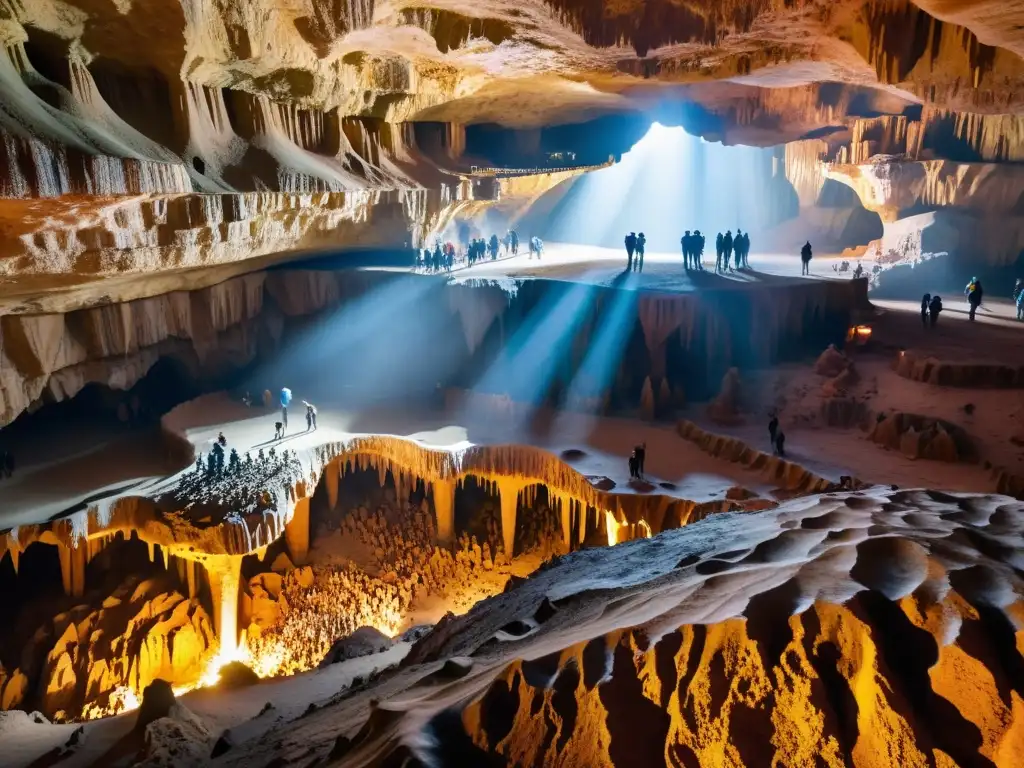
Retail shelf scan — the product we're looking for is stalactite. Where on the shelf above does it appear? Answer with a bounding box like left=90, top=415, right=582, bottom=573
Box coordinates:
left=432, top=478, right=457, bottom=544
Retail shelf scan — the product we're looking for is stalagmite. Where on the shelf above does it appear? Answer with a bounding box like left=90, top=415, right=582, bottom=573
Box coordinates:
left=432, top=478, right=456, bottom=544
left=285, top=498, right=311, bottom=565
left=640, top=377, right=655, bottom=420
left=58, top=543, right=87, bottom=597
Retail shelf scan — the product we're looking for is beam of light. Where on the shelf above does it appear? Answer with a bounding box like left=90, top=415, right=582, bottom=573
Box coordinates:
left=464, top=280, right=596, bottom=429
left=538, top=122, right=778, bottom=253
left=558, top=272, right=640, bottom=426
left=248, top=274, right=465, bottom=409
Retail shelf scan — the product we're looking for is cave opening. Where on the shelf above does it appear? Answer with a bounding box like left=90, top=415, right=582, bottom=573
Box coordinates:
left=520, top=123, right=789, bottom=253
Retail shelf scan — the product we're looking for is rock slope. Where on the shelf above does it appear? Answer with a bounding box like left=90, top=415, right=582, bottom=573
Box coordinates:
left=212, top=486, right=1024, bottom=767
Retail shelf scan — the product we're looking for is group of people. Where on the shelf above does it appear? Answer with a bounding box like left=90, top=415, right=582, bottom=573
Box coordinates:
left=624, top=229, right=813, bottom=275
left=624, top=232, right=647, bottom=271
left=920, top=276, right=997, bottom=328
left=270, top=388, right=317, bottom=440
left=417, top=229, right=526, bottom=273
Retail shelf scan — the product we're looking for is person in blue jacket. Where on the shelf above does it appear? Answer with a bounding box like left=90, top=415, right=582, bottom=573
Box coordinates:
left=280, top=387, right=292, bottom=431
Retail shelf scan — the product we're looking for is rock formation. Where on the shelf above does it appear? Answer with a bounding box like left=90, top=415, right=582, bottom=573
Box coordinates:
left=199, top=486, right=1024, bottom=767
left=5, top=576, right=215, bottom=720
left=3, top=0, right=1024, bottom=306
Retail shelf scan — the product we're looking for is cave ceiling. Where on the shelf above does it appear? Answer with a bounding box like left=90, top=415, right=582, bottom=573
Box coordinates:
left=2, top=1, right=1024, bottom=310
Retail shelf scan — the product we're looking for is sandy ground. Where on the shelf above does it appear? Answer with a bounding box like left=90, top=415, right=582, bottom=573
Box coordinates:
left=689, top=308, right=1024, bottom=488
left=874, top=298, right=1023, bottom=328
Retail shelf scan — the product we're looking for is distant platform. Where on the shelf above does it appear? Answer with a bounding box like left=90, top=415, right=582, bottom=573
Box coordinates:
left=445, top=241, right=857, bottom=295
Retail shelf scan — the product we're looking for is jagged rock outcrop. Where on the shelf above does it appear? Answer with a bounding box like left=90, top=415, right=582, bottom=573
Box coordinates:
left=895, top=349, right=1024, bottom=388
left=9, top=577, right=216, bottom=720
left=869, top=411, right=975, bottom=463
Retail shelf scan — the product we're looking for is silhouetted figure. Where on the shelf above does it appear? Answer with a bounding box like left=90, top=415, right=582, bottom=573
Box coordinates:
left=274, top=421, right=284, bottom=440
left=1014, top=278, right=1023, bottom=305
left=635, top=233, right=646, bottom=271
left=628, top=451, right=639, bottom=479
left=852, top=262, right=864, bottom=279
left=681, top=231, right=691, bottom=269
left=715, top=232, right=724, bottom=272
left=965, top=277, right=983, bottom=321
left=920, top=294, right=931, bottom=327
left=694, top=230, right=705, bottom=270
left=530, top=236, right=543, bottom=259
left=768, top=414, right=779, bottom=446
left=280, top=387, right=292, bottom=430
left=740, top=231, right=750, bottom=268
left=510, top=229, right=519, bottom=255
left=929, top=294, right=943, bottom=327
left=735, top=229, right=745, bottom=269
left=774, top=430, right=786, bottom=457
left=635, top=442, right=646, bottom=477
left=800, top=241, right=812, bottom=275
left=489, top=234, right=499, bottom=260
left=625, top=232, right=637, bottom=269
left=723, top=230, right=734, bottom=270
left=217, top=431, right=227, bottom=448
left=1017, top=283, right=1024, bottom=321
left=305, top=401, right=317, bottom=431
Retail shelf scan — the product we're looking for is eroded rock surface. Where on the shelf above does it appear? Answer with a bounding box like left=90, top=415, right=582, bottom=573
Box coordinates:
left=204, top=487, right=1024, bottom=767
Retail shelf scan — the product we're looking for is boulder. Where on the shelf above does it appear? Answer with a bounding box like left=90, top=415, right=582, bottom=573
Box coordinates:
left=319, top=627, right=392, bottom=667
left=135, top=680, right=176, bottom=732
left=138, top=702, right=211, bottom=767
left=814, top=345, right=849, bottom=377
left=217, top=662, right=260, bottom=690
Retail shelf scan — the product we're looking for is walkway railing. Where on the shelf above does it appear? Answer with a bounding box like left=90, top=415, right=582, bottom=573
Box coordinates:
left=467, top=158, right=614, bottom=177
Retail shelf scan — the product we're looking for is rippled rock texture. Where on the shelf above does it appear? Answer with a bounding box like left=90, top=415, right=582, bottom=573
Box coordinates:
left=215, top=487, right=1024, bottom=767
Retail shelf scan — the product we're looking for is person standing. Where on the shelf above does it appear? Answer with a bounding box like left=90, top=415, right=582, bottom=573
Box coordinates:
left=681, top=231, right=691, bottom=269
left=280, top=387, right=292, bottom=431
left=634, top=441, right=646, bottom=478
left=928, top=294, right=943, bottom=327
left=715, top=232, right=724, bottom=272
left=920, top=294, right=931, bottom=327
left=636, top=233, right=646, bottom=272
left=965, top=277, right=983, bottom=321
left=800, top=241, right=813, bottom=276
left=723, top=230, right=734, bottom=271
left=768, top=413, right=779, bottom=447
left=625, top=232, right=637, bottom=270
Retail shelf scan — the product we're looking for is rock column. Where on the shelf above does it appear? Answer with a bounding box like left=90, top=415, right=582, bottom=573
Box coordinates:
left=494, top=477, right=529, bottom=559
left=205, top=555, right=242, bottom=655
left=432, top=478, right=456, bottom=545
left=285, top=497, right=311, bottom=565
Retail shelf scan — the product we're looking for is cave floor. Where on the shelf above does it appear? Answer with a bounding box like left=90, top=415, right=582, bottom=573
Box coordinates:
left=449, top=241, right=854, bottom=292
left=3, top=392, right=784, bottom=532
